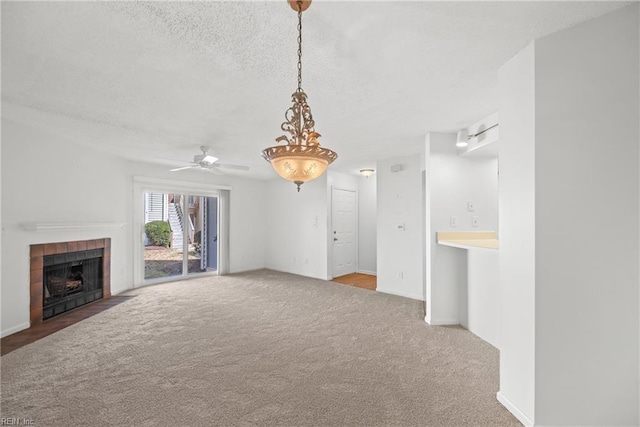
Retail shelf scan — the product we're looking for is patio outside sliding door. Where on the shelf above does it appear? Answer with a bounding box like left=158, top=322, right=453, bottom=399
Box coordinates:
left=143, top=192, right=218, bottom=280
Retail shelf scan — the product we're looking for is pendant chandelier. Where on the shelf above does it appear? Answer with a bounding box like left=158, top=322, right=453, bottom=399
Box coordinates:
left=261, top=0, right=337, bottom=192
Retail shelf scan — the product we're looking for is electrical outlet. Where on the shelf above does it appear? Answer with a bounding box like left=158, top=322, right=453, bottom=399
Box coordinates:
left=450, top=216, right=458, bottom=228
left=472, top=216, right=479, bottom=227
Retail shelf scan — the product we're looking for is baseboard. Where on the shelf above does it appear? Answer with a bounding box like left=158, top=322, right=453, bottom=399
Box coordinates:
left=424, top=316, right=459, bottom=326
left=376, top=287, right=423, bottom=301
left=497, top=391, right=533, bottom=427
left=1, top=322, right=30, bottom=338
left=357, top=269, right=377, bottom=276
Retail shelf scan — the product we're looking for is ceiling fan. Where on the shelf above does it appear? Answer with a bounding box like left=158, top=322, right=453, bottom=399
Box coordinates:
left=169, top=146, right=249, bottom=175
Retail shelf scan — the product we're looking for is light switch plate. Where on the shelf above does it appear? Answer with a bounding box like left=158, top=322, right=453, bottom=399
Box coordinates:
left=450, top=216, right=458, bottom=227
left=467, top=202, right=475, bottom=212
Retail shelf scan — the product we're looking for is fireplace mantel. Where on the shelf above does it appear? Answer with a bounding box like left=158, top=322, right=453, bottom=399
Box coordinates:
left=21, top=222, right=126, bottom=232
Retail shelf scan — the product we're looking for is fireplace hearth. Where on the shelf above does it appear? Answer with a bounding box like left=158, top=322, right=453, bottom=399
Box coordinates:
left=30, top=239, right=111, bottom=324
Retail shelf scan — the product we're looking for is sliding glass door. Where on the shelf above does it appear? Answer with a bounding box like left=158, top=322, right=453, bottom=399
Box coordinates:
left=143, top=192, right=218, bottom=281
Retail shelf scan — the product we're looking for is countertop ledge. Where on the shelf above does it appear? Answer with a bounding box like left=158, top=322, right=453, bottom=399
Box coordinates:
left=437, top=231, right=499, bottom=250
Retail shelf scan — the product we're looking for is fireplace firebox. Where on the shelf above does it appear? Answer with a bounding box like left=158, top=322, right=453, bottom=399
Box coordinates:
left=43, top=249, right=104, bottom=320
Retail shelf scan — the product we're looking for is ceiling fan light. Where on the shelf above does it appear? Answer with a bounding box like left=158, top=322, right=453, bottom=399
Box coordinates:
left=202, top=155, right=218, bottom=164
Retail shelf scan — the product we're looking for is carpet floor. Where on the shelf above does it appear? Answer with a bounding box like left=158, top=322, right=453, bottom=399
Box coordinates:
left=1, top=269, right=520, bottom=426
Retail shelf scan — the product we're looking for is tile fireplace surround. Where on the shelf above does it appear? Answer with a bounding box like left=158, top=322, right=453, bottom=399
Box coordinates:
left=30, top=238, right=111, bottom=325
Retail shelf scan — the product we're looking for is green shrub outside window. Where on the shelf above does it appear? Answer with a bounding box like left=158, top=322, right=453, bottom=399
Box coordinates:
left=145, top=221, right=172, bottom=247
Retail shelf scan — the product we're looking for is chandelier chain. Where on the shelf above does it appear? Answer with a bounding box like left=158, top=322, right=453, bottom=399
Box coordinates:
left=296, top=1, right=303, bottom=91
left=262, top=0, right=337, bottom=192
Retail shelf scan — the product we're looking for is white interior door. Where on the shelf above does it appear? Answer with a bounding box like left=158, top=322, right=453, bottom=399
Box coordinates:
left=332, top=188, right=357, bottom=278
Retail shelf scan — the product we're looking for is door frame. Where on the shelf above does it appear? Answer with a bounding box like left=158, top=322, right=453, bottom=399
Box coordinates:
left=132, top=176, right=231, bottom=287
left=328, top=186, right=358, bottom=280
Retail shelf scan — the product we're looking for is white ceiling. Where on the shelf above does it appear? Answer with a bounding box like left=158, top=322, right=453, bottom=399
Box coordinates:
left=1, top=1, right=631, bottom=179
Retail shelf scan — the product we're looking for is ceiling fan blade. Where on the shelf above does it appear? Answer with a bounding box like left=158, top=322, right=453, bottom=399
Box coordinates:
left=170, top=165, right=198, bottom=172
left=207, top=165, right=225, bottom=175
left=215, top=163, right=250, bottom=171
left=156, top=157, right=192, bottom=164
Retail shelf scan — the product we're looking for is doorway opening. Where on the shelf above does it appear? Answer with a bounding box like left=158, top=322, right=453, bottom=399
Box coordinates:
left=143, top=192, right=218, bottom=281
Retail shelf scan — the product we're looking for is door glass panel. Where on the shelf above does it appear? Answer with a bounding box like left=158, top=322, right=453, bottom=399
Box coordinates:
left=187, top=195, right=204, bottom=274
left=144, top=192, right=183, bottom=279
left=206, top=197, right=218, bottom=271
left=188, top=195, right=218, bottom=274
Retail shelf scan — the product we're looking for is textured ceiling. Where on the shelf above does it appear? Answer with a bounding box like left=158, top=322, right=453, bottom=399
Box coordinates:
left=1, top=1, right=631, bottom=178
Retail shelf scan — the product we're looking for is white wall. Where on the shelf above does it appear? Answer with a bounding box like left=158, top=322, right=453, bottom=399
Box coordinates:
left=497, top=42, right=536, bottom=426
left=263, top=170, right=374, bottom=282
left=377, top=155, right=423, bottom=300
left=226, top=179, right=267, bottom=274
left=425, top=133, right=464, bottom=324
left=357, top=174, right=376, bottom=274
left=498, top=5, right=640, bottom=425
left=429, top=134, right=498, bottom=233
left=466, top=250, right=500, bottom=348
left=264, top=175, right=329, bottom=280
left=0, top=117, right=3, bottom=336
left=1, top=119, right=268, bottom=337
left=534, top=5, right=639, bottom=425
left=327, top=170, right=358, bottom=192
left=1, top=119, right=132, bottom=336
left=263, top=170, right=376, bottom=281
left=425, top=132, right=499, bottom=326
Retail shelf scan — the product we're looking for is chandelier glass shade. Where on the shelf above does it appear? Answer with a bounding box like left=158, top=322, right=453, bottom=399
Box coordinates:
left=261, top=0, right=337, bottom=192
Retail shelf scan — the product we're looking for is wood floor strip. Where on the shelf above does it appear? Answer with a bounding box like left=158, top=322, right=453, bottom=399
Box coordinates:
left=332, top=273, right=377, bottom=291
left=1, top=296, right=134, bottom=356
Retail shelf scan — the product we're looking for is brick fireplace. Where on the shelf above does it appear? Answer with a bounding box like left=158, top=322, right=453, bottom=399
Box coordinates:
left=30, top=238, right=111, bottom=324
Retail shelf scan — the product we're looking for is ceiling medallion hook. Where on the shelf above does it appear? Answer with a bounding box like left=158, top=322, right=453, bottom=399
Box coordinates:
left=262, top=0, right=337, bottom=192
